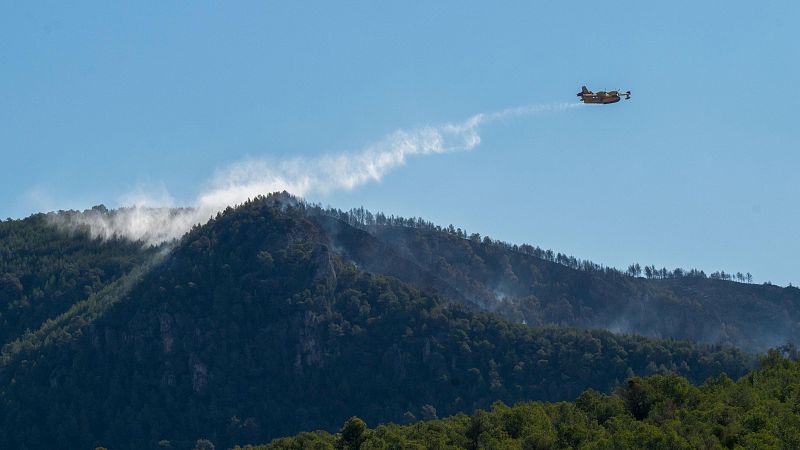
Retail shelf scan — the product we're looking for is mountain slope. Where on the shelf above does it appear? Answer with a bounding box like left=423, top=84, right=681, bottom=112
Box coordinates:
left=311, top=211, right=800, bottom=352
left=0, top=196, right=753, bottom=449
left=0, top=211, right=159, bottom=345
left=5, top=196, right=794, bottom=355
left=247, top=353, right=800, bottom=450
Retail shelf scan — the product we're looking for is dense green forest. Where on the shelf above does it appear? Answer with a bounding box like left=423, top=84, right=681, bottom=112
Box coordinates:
left=240, top=352, right=800, bottom=450
left=0, top=211, right=160, bottom=345
left=0, top=195, right=756, bottom=449
left=4, top=193, right=798, bottom=355
left=304, top=205, right=800, bottom=353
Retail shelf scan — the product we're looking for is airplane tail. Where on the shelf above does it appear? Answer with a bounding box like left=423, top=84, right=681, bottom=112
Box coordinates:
left=581, top=86, right=590, bottom=94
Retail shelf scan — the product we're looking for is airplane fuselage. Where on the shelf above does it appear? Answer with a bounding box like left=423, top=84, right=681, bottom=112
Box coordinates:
left=580, top=94, right=621, bottom=104
left=577, top=87, right=629, bottom=104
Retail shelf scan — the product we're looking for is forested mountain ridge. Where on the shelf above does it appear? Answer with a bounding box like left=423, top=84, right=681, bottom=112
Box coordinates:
left=245, top=352, right=800, bottom=450
left=306, top=206, right=800, bottom=353
left=0, top=195, right=754, bottom=449
left=3, top=194, right=796, bottom=355
left=0, top=211, right=161, bottom=346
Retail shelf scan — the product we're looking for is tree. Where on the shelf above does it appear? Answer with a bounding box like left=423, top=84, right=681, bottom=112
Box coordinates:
left=337, top=417, right=367, bottom=450
left=466, top=410, right=490, bottom=450
left=619, top=378, right=656, bottom=420
left=626, top=263, right=642, bottom=277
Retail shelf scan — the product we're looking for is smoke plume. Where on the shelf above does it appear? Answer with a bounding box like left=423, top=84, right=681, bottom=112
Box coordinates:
left=51, top=102, right=579, bottom=245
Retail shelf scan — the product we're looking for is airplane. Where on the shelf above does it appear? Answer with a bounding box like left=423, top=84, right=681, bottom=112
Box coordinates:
left=577, top=86, right=631, bottom=104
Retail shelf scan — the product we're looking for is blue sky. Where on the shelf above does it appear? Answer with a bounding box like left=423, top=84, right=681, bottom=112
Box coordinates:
left=2, top=1, right=799, bottom=285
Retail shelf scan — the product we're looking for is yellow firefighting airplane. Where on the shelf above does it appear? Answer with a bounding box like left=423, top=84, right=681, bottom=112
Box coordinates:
left=577, top=86, right=631, bottom=104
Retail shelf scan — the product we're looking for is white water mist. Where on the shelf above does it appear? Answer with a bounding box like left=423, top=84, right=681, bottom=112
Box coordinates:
left=50, top=102, right=580, bottom=245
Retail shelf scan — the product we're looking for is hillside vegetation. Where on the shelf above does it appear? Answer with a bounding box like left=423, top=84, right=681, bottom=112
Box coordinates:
left=242, top=352, right=800, bottom=450
left=0, top=195, right=754, bottom=449
left=308, top=205, right=800, bottom=353
left=0, top=211, right=160, bottom=345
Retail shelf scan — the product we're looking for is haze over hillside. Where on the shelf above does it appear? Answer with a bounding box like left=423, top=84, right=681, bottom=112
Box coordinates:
left=4, top=2, right=799, bottom=448
left=0, top=194, right=765, bottom=449
left=33, top=192, right=800, bottom=353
